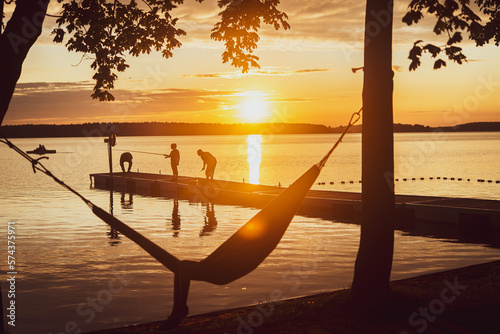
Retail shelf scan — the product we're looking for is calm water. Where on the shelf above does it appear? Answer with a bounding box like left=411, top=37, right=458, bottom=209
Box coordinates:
left=1, top=132, right=499, bottom=333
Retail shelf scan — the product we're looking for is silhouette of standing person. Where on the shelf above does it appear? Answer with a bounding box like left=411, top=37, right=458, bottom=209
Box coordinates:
left=120, top=152, right=133, bottom=172
left=197, top=149, right=217, bottom=180
left=165, top=143, right=180, bottom=180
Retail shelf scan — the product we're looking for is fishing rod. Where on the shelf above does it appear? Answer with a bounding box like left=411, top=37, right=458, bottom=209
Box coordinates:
left=114, top=148, right=166, bottom=156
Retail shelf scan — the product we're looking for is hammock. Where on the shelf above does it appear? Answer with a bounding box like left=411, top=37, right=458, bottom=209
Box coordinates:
left=0, top=108, right=361, bottom=330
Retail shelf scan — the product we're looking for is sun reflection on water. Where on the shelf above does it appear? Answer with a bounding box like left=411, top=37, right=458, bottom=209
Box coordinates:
left=247, top=134, right=262, bottom=184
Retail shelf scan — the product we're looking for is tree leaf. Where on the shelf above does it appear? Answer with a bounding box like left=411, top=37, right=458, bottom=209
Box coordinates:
left=402, top=10, right=424, bottom=25
left=433, top=59, right=446, bottom=69
left=447, top=31, right=462, bottom=45
left=433, top=19, right=448, bottom=35
left=423, top=44, right=441, bottom=57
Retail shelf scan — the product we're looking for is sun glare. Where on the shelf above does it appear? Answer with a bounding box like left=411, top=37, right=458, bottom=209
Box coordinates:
left=239, top=96, right=270, bottom=123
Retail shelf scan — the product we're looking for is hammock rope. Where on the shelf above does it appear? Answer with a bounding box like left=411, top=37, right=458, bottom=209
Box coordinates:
left=0, top=108, right=362, bottom=330
left=317, top=107, right=362, bottom=169
left=0, top=132, right=92, bottom=207
left=0, top=131, right=181, bottom=272
left=0, top=107, right=361, bottom=206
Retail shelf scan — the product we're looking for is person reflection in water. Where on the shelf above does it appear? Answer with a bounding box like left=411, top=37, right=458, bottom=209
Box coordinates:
left=165, top=143, right=180, bottom=181
left=197, top=149, right=217, bottom=180
left=171, top=198, right=181, bottom=237
left=120, top=152, right=133, bottom=173
left=120, top=193, right=133, bottom=210
left=107, top=227, right=121, bottom=246
left=200, top=203, right=217, bottom=236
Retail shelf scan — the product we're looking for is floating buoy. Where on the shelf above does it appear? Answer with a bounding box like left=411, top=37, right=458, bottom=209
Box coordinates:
left=316, top=176, right=496, bottom=186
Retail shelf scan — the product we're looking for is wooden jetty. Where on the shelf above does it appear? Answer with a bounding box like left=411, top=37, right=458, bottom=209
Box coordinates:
left=90, top=172, right=500, bottom=246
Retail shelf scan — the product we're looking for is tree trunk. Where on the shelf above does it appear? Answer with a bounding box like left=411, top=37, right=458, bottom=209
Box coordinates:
left=0, top=0, right=49, bottom=126
left=351, top=0, right=395, bottom=305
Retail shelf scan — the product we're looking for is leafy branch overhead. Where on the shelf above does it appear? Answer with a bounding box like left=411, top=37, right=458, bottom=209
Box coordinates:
left=403, top=0, right=500, bottom=71
left=52, top=0, right=289, bottom=101
left=211, top=0, right=289, bottom=73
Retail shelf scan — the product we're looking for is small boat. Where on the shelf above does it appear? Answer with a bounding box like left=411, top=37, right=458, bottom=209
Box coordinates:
left=27, top=145, right=57, bottom=155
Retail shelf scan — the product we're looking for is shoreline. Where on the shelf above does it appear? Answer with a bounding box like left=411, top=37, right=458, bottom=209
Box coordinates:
left=86, top=260, right=500, bottom=333
left=2, top=121, right=500, bottom=138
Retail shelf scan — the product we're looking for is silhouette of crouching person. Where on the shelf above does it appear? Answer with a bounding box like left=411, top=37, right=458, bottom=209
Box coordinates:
left=197, top=149, right=217, bottom=180
left=120, top=152, right=133, bottom=172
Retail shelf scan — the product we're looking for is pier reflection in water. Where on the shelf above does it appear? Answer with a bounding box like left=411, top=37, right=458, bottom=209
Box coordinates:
left=106, top=192, right=134, bottom=245
left=107, top=190, right=122, bottom=246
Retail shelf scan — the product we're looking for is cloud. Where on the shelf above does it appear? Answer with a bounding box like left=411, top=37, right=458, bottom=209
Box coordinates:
left=270, top=97, right=326, bottom=103
left=4, top=81, right=331, bottom=125
left=183, top=68, right=332, bottom=79
left=4, top=84, right=244, bottom=125
left=14, top=81, right=94, bottom=94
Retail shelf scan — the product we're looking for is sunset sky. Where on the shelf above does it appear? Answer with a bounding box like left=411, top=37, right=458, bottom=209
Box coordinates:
left=3, top=0, right=500, bottom=127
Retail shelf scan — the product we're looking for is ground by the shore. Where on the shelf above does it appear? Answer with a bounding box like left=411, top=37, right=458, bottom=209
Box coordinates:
left=88, top=260, right=500, bottom=333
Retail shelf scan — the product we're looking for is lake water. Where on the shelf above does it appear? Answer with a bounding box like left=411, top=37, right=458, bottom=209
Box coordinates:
left=1, top=132, right=499, bottom=333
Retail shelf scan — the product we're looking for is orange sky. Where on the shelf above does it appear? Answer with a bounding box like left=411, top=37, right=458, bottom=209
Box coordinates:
left=3, top=1, right=500, bottom=127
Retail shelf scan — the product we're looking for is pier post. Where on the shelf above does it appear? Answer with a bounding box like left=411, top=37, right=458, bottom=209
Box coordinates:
left=104, top=132, right=116, bottom=175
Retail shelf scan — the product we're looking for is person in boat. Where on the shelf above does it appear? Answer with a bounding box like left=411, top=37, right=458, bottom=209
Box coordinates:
left=164, top=143, right=180, bottom=180
left=120, top=152, right=133, bottom=173
left=197, top=149, right=217, bottom=180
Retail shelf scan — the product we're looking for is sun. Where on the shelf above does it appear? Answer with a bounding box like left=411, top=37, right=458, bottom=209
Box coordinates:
left=239, top=97, right=270, bottom=123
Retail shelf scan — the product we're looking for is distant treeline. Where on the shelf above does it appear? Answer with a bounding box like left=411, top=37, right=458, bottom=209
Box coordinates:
left=2, top=121, right=500, bottom=138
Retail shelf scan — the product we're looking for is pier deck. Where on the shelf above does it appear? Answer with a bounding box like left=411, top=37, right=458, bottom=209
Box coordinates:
left=90, top=172, right=500, bottom=246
